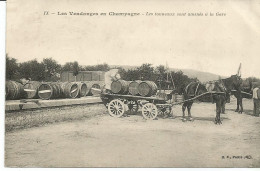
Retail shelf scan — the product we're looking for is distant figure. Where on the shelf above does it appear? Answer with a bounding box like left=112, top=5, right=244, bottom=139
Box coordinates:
left=253, top=87, right=260, bottom=117
left=104, top=69, right=121, bottom=93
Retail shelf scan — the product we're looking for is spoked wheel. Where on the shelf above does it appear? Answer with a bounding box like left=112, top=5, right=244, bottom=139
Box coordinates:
left=142, top=103, right=158, bottom=120
left=108, top=99, right=125, bottom=118
left=127, top=100, right=139, bottom=114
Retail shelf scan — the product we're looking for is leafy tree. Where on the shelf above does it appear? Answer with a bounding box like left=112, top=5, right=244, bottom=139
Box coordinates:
left=82, top=63, right=110, bottom=71
left=72, top=61, right=79, bottom=81
left=42, top=58, right=61, bottom=81
left=19, top=59, right=45, bottom=81
left=137, top=63, right=156, bottom=81
left=119, top=68, right=140, bottom=81
left=6, top=54, right=20, bottom=80
left=62, top=62, right=74, bottom=71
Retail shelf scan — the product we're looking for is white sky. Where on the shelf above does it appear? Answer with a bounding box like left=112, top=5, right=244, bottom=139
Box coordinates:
left=6, top=0, right=260, bottom=78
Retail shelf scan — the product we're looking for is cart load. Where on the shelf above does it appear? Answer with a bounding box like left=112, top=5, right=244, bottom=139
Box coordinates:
left=110, top=79, right=158, bottom=97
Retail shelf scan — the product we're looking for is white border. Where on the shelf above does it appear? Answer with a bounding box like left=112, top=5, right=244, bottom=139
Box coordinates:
left=0, top=0, right=6, bottom=170
left=0, top=1, right=259, bottom=170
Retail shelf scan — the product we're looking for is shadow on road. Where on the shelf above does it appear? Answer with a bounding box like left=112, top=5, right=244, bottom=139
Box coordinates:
left=226, top=109, right=255, bottom=116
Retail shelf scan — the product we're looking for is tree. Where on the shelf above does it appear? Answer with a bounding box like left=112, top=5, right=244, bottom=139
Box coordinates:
left=119, top=68, right=140, bottom=81
left=171, top=71, right=198, bottom=94
left=72, top=61, right=79, bottom=81
left=62, top=62, right=74, bottom=71
left=19, top=59, right=45, bottom=81
left=42, top=58, right=61, bottom=81
left=82, top=63, right=110, bottom=71
left=6, top=54, right=20, bottom=80
left=137, top=63, right=156, bottom=81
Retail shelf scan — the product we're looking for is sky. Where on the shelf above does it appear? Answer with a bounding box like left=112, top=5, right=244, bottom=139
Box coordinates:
left=5, top=0, right=260, bottom=78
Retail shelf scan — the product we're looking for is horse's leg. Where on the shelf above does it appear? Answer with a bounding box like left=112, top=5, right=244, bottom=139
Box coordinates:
left=215, top=96, right=222, bottom=124
left=239, top=97, right=243, bottom=114
left=235, top=97, right=239, bottom=112
left=221, top=99, right=226, bottom=114
left=187, top=102, right=194, bottom=121
left=182, top=103, right=187, bottom=122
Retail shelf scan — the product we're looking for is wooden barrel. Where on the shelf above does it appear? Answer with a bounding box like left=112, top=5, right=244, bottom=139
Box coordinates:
left=138, top=81, right=158, bottom=97
left=23, top=81, right=41, bottom=99
left=90, top=83, right=101, bottom=96
left=38, top=82, right=61, bottom=100
left=60, top=82, right=79, bottom=98
left=111, top=80, right=129, bottom=94
left=76, top=82, right=88, bottom=97
left=129, top=80, right=141, bottom=96
left=6, top=81, right=25, bottom=100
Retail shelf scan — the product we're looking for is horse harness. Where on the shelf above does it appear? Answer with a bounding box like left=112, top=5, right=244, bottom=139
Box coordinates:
left=185, top=82, right=201, bottom=97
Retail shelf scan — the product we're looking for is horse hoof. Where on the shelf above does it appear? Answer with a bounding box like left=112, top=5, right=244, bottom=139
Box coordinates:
left=182, top=118, right=187, bottom=122
left=188, top=117, right=194, bottom=121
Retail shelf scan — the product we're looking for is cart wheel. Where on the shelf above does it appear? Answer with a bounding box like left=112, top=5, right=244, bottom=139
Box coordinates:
left=127, top=100, right=139, bottom=114
left=108, top=99, right=125, bottom=117
left=142, top=103, right=158, bottom=120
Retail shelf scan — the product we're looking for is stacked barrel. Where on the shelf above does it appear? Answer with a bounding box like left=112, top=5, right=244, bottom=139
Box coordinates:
left=5, top=80, right=102, bottom=100
left=110, top=80, right=158, bottom=97
left=5, top=81, right=25, bottom=100
left=23, top=81, right=41, bottom=99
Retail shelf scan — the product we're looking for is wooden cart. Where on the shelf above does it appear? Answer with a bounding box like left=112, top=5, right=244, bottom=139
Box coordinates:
left=100, top=93, right=173, bottom=120
left=100, top=91, right=218, bottom=120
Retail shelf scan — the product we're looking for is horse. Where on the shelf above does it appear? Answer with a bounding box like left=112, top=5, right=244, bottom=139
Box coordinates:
left=220, top=75, right=252, bottom=113
left=182, top=81, right=229, bottom=124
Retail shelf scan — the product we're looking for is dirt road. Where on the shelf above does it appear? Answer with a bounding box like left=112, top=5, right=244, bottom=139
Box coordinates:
left=5, top=98, right=260, bottom=167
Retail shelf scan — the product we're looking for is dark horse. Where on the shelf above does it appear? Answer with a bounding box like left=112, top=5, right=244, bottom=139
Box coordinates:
left=220, top=75, right=252, bottom=113
left=182, top=81, right=229, bottom=124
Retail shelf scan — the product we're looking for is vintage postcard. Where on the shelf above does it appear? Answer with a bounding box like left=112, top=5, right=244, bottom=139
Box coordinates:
left=4, top=0, right=260, bottom=168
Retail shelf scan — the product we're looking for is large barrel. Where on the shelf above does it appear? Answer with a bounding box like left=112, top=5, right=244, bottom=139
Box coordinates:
left=60, top=82, right=79, bottom=98
left=23, top=81, right=41, bottom=99
left=111, top=80, right=129, bottom=94
left=128, top=80, right=141, bottom=96
left=76, top=82, right=88, bottom=97
left=138, top=81, right=158, bottom=97
left=90, top=83, right=101, bottom=96
left=38, top=82, right=61, bottom=100
left=6, top=81, right=25, bottom=100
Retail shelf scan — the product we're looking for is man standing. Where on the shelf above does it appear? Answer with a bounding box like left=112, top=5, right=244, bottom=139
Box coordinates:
left=104, top=68, right=121, bottom=93
left=253, top=87, right=260, bottom=117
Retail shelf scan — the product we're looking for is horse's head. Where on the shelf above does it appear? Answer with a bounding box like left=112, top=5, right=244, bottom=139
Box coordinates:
left=222, top=75, right=242, bottom=91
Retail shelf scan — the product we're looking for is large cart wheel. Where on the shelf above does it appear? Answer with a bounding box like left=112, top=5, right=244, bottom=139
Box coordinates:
left=127, top=100, right=139, bottom=114
left=142, top=103, right=158, bottom=120
left=108, top=99, right=125, bottom=117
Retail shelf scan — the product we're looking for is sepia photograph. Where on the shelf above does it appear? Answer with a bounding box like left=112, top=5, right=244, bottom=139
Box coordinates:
left=3, top=0, right=260, bottom=168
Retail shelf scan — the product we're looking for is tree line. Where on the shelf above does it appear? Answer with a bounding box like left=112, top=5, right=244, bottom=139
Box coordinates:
left=6, top=54, right=110, bottom=82
left=6, top=54, right=200, bottom=94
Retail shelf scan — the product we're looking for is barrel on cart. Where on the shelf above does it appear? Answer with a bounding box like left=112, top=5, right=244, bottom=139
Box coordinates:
left=138, top=81, right=158, bottom=97
left=128, top=80, right=141, bottom=96
left=111, top=80, right=129, bottom=94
